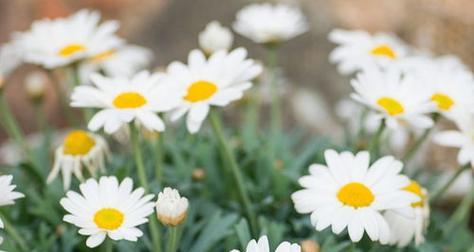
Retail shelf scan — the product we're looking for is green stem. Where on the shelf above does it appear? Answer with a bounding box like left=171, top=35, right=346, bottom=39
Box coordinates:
left=47, top=70, right=78, bottom=126
left=70, top=63, right=93, bottom=124
left=402, top=113, right=440, bottom=164
left=209, top=111, right=257, bottom=235
left=368, top=120, right=385, bottom=160
left=443, top=172, right=474, bottom=234
left=430, top=164, right=471, bottom=203
left=166, top=226, right=179, bottom=252
left=102, top=238, right=113, bottom=252
left=266, top=47, right=280, bottom=140
left=130, top=125, right=162, bottom=252
left=154, top=132, right=164, bottom=186
left=0, top=212, right=29, bottom=251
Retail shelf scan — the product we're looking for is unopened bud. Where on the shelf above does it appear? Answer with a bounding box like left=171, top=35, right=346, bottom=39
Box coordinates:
left=192, top=168, right=205, bottom=181
left=300, top=240, right=320, bottom=252
left=25, top=71, right=47, bottom=102
left=156, top=187, right=189, bottom=226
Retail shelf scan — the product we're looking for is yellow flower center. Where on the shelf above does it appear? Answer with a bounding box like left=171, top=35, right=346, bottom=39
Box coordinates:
left=337, top=182, right=375, bottom=208
left=370, top=44, right=396, bottom=59
left=90, top=50, right=116, bottom=62
left=431, top=93, right=454, bottom=111
left=63, top=130, right=96, bottom=156
left=113, top=92, right=147, bottom=109
left=404, top=180, right=425, bottom=208
left=377, top=97, right=404, bottom=116
left=93, top=208, right=124, bottom=230
left=59, top=44, right=87, bottom=57
left=184, top=80, right=218, bottom=102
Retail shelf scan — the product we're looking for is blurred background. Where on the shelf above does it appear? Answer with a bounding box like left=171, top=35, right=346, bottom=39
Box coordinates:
left=1, top=0, right=474, bottom=171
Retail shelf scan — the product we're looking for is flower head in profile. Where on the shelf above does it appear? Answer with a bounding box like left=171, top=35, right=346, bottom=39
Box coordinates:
left=0, top=174, right=25, bottom=239
left=199, top=21, right=233, bottom=55
left=156, top=187, right=189, bottom=226
left=164, top=48, right=262, bottom=133
left=384, top=180, right=429, bottom=247
left=47, top=130, right=109, bottom=189
left=233, top=3, right=308, bottom=45
left=15, top=9, right=123, bottom=69
left=291, top=150, right=419, bottom=243
left=351, top=67, right=435, bottom=130
left=329, top=29, right=408, bottom=75
left=230, top=235, right=301, bottom=252
left=60, top=176, right=155, bottom=248
left=71, top=71, right=183, bottom=134
left=80, top=44, right=153, bottom=82
left=434, top=113, right=474, bottom=168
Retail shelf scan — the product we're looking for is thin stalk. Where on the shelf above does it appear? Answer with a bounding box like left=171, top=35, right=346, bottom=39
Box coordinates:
left=0, top=212, right=29, bottom=251
left=154, top=131, right=164, bottom=186
left=266, top=47, right=280, bottom=140
left=402, top=113, right=440, bottom=164
left=368, top=120, right=386, bottom=160
left=130, top=124, right=162, bottom=252
left=430, top=164, right=470, bottom=203
left=70, top=63, right=93, bottom=124
left=47, top=70, right=78, bottom=126
left=443, top=173, right=474, bottom=234
left=166, top=226, right=179, bottom=252
left=209, top=110, right=257, bottom=235
left=102, top=238, right=113, bottom=252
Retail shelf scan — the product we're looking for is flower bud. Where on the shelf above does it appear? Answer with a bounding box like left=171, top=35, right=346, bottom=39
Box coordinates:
left=300, top=240, right=320, bottom=252
left=192, top=168, right=205, bottom=181
left=156, top=187, right=189, bottom=226
left=198, top=21, right=233, bottom=55
left=25, top=71, right=47, bottom=102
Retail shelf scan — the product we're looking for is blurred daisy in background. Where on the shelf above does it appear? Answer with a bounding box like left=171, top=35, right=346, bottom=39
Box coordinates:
left=384, top=180, right=429, bottom=247
left=230, top=235, right=301, bottom=252
left=434, top=113, right=474, bottom=168
left=351, top=67, right=435, bottom=130
left=71, top=71, right=183, bottom=134
left=0, top=42, right=23, bottom=85
left=233, top=3, right=308, bottom=45
left=292, top=150, right=419, bottom=243
left=47, top=130, right=109, bottom=189
left=198, top=21, right=233, bottom=55
left=155, top=187, right=189, bottom=226
left=15, top=9, right=123, bottom=69
left=0, top=174, right=25, bottom=245
left=329, top=29, right=409, bottom=75
left=164, top=48, right=262, bottom=133
left=79, top=44, right=153, bottom=83
left=60, top=176, right=155, bottom=248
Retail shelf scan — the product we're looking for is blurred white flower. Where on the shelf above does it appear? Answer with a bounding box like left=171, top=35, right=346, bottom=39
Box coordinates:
left=384, top=180, right=429, bottom=247
left=351, top=67, right=435, bottom=130
left=292, top=150, right=419, bottom=243
left=329, top=29, right=409, bottom=75
left=164, top=48, right=262, bottom=133
left=71, top=71, right=183, bottom=134
left=0, top=41, right=22, bottom=82
left=47, top=130, right=109, bottom=189
left=15, top=9, right=123, bottom=69
left=233, top=3, right=308, bottom=45
left=230, top=235, right=301, bottom=252
left=24, top=71, right=48, bottom=101
left=156, top=187, right=189, bottom=226
left=199, top=21, right=233, bottom=55
left=434, top=113, right=474, bottom=167
left=0, top=174, right=25, bottom=237
left=80, top=44, right=153, bottom=82
left=60, top=176, right=155, bottom=248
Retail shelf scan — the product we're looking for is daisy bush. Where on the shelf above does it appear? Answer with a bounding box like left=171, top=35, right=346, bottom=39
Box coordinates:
left=0, top=2, right=473, bottom=252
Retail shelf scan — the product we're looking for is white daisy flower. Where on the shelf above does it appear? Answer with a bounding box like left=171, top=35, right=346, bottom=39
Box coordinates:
left=233, top=3, right=308, bottom=45
left=164, top=48, right=262, bottom=133
left=60, top=176, right=155, bottom=248
left=329, top=29, right=409, bottom=75
left=291, top=150, right=419, bottom=243
left=434, top=113, right=474, bottom=167
left=155, top=187, right=189, bottom=226
left=351, top=67, right=435, bottom=130
left=0, top=174, right=25, bottom=230
left=0, top=42, right=22, bottom=83
left=15, top=9, right=123, bottom=69
left=384, top=180, right=429, bottom=247
left=79, top=44, right=153, bottom=82
left=199, top=21, right=233, bottom=55
left=230, top=235, right=301, bottom=252
left=71, top=71, right=183, bottom=134
left=47, top=130, right=109, bottom=189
